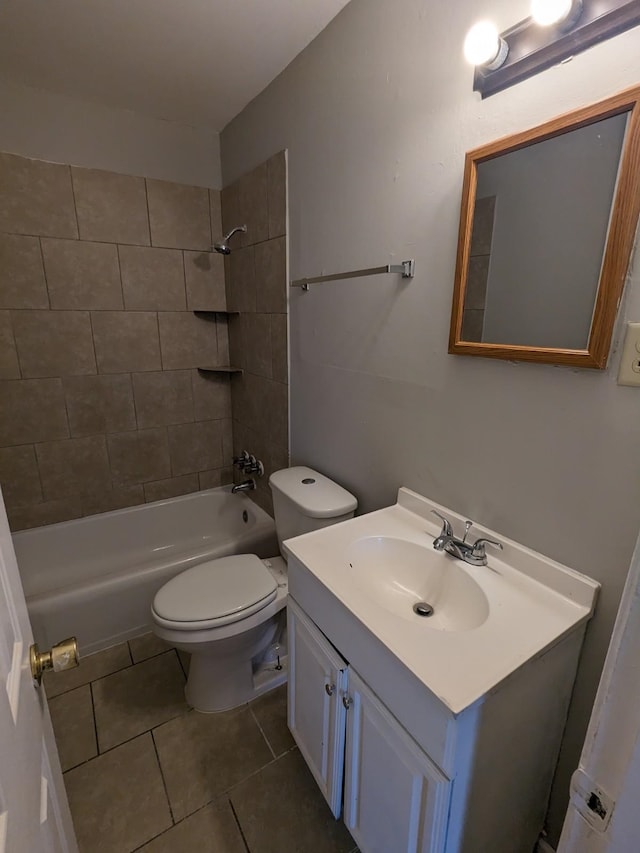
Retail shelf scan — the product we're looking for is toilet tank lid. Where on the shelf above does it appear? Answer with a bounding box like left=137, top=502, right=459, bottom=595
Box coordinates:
left=269, top=466, right=357, bottom=519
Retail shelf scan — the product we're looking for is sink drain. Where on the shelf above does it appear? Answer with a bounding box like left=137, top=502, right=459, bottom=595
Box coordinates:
left=413, top=601, right=434, bottom=617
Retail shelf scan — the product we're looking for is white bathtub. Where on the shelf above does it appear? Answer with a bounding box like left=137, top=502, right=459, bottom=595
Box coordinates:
left=13, top=487, right=278, bottom=656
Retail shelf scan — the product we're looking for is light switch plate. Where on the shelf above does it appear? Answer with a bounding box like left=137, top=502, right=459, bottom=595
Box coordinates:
left=617, top=322, right=640, bottom=387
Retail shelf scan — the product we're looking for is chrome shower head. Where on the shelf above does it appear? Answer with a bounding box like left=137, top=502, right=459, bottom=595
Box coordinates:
left=213, top=225, right=247, bottom=254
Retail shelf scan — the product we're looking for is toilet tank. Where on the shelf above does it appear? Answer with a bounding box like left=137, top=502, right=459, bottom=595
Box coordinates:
left=269, top=466, right=358, bottom=559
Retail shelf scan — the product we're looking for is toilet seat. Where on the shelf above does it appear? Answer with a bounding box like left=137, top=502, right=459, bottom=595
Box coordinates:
left=152, top=554, right=278, bottom=631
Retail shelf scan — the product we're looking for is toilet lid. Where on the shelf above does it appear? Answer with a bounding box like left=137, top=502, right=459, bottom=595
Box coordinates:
left=153, top=554, right=277, bottom=624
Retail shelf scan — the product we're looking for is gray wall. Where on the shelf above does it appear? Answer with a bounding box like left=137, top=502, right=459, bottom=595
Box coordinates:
left=220, top=0, right=640, bottom=845
left=0, top=79, right=221, bottom=188
left=476, top=113, right=627, bottom=348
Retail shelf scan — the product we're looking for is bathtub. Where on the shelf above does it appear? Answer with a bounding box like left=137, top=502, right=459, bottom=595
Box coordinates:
left=13, top=487, right=278, bottom=656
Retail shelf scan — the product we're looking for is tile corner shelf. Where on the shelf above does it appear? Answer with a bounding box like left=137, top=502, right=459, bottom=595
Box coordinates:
left=197, top=366, right=243, bottom=375
left=192, top=309, right=240, bottom=317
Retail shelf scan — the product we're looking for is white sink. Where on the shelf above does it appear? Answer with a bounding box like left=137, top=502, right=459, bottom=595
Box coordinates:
left=347, top=536, right=489, bottom=631
left=284, top=487, right=600, bottom=714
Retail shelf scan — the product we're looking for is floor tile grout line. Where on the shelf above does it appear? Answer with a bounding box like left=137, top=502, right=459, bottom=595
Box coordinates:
left=160, top=744, right=298, bottom=829
left=150, top=727, right=176, bottom=826
left=89, top=680, right=101, bottom=759
left=175, top=647, right=190, bottom=680
left=249, top=704, right=277, bottom=760
left=95, top=700, right=192, bottom=757
left=130, top=642, right=178, bottom=667
left=229, top=798, right=252, bottom=853
left=65, top=692, right=195, bottom=767
left=222, top=744, right=298, bottom=799
left=128, top=793, right=240, bottom=853
left=45, top=656, right=135, bottom=699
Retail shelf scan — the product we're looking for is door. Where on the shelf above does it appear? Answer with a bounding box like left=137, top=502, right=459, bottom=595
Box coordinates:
left=344, top=670, right=450, bottom=853
left=0, top=492, right=77, bottom=852
left=287, top=598, right=348, bottom=818
left=558, top=528, right=640, bottom=853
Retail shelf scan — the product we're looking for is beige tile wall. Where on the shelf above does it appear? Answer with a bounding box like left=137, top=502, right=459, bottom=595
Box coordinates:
left=0, top=152, right=233, bottom=531
left=222, top=152, right=289, bottom=515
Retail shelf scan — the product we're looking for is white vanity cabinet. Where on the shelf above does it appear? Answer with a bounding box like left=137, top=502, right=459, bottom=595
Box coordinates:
left=288, top=599, right=451, bottom=853
left=287, top=599, right=348, bottom=817
left=343, top=669, right=450, bottom=853
left=284, top=488, right=600, bottom=853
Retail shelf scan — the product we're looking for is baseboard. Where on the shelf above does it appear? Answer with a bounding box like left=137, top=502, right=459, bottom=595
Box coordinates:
left=536, top=838, right=556, bottom=853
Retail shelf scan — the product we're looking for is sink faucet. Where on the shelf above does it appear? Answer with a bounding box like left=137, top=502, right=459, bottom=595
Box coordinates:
left=431, top=510, right=503, bottom=566
left=232, top=479, right=256, bottom=494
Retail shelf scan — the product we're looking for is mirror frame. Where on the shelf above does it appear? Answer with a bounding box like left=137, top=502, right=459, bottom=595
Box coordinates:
left=449, top=85, right=640, bottom=368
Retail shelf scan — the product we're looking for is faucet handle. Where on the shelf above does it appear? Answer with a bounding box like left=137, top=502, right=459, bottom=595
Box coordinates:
left=431, top=509, right=453, bottom=538
left=233, top=450, right=250, bottom=469
left=470, top=537, right=503, bottom=559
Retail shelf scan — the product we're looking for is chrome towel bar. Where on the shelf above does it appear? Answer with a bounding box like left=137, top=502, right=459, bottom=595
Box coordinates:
left=291, top=259, right=415, bottom=290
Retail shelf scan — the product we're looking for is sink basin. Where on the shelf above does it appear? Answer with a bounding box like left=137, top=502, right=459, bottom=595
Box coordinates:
left=346, top=536, right=490, bottom=632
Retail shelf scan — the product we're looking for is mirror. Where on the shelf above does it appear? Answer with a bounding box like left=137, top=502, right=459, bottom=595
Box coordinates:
left=450, top=86, right=640, bottom=367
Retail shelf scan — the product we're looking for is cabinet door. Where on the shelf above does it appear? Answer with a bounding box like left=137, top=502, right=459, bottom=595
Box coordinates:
left=287, top=599, right=348, bottom=818
left=344, top=670, right=451, bottom=853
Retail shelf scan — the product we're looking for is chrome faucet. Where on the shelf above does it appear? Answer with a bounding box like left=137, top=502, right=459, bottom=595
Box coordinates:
left=431, top=510, right=503, bottom=566
left=232, top=479, right=256, bottom=494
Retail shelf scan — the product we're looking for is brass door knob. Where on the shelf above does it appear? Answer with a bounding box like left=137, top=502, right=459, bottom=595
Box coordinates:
left=30, top=637, right=79, bottom=685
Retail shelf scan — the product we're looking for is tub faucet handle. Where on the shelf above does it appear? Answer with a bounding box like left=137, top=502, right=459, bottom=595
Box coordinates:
left=244, top=456, right=265, bottom=477
left=233, top=450, right=250, bottom=469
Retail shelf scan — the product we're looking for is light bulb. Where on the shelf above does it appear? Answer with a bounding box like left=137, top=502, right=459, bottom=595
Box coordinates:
left=463, top=21, right=508, bottom=69
left=531, top=0, right=581, bottom=27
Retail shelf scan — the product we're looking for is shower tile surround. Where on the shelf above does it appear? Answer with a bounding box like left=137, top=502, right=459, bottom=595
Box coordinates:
left=46, top=637, right=356, bottom=853
left=222, top=152, right=289, bottom=515
left=0, top=151, right=236, bottom=530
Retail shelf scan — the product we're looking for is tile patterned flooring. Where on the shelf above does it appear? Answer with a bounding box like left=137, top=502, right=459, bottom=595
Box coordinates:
left=46, top=634, right=357, bottom=853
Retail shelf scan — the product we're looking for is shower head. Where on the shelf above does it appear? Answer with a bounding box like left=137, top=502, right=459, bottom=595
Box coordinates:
left=213, top=225, right=247, bottom=254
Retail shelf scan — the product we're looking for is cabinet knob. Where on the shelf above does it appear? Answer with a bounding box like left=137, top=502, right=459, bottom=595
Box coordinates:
left=325, top=683, right=336, bottom=696
left=342, top=695, right=353, bottom=710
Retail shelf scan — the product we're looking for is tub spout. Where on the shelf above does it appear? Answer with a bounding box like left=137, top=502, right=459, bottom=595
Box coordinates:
left=232, top=479, right=256, bottom=494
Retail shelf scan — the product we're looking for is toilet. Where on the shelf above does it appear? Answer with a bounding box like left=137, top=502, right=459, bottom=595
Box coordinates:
left=151, top=466, right=357, bottom=713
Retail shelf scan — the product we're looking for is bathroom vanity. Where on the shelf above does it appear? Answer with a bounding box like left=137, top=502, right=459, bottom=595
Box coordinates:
left=285, top=488, right=599, bottom=853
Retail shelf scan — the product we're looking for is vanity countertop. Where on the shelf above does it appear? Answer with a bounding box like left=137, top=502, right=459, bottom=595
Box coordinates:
left=284, top=487, right=600, bottom=714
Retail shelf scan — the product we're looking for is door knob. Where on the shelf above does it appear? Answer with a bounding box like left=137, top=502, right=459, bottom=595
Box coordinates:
left=30, top=637, right=79, bottom=685
left=325, top=683, right=336, bottom=696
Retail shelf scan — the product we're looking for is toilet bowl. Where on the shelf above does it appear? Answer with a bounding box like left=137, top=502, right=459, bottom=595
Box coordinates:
left=151, top=466, right=357, bottom=713
left=152, top=555, right=288, bottom=712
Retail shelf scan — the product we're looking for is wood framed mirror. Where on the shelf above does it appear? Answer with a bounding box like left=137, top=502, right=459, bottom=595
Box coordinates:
left=449, top=86, right=640, bottom=368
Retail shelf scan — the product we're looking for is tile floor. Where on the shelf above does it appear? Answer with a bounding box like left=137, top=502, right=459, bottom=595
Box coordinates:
left=46, top=634, right=357, bottom=853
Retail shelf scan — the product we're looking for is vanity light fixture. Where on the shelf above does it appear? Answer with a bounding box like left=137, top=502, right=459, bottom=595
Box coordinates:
left=466, top=0, right=640, bottom=98
left=530, top=0, right=583, bottom=28
left=463, top=21, right=508, bottom=70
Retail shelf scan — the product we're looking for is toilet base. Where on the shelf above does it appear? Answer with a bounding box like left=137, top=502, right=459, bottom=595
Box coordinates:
left=176, top=609, right=286, bottom=713
left=188, top=655, right=288, bottom=714
left=152, top=558, right=289, bottom=713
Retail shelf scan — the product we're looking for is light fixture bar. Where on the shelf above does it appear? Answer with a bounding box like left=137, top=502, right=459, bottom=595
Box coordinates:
left=474, top=0, right=640, bottom=99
